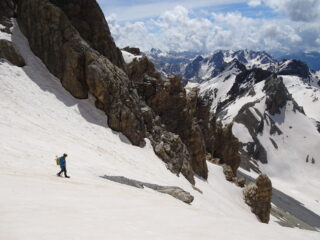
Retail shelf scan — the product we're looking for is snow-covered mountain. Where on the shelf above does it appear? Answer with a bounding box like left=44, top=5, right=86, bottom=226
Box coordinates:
left=2, top=15, right=319, bottom=240
left=275, top=51, right=320, bottom=71
left=1, top=0, right=320, bottom=239
left=147, top=49, right=277, bottom=83
left=183, top=56, right=320, bottom=216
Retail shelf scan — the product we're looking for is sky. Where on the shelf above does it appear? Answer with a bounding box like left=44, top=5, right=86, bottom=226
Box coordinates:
left=97, top=0, right=320, bottom=54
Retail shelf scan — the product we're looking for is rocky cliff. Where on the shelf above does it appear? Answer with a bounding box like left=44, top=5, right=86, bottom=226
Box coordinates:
left=0, top=0, right=25, bottom=67
left=13, top=0, right=244, bottom=184
left=126, top=56, right=213, bottom=179
left=15, top=0, right=197, bottom=184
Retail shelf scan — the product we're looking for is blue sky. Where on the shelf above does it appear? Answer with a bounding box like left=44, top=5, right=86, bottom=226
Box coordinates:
left=99, top=0, right=278, bottom=21
left=97, top=0, right=320, bottom=54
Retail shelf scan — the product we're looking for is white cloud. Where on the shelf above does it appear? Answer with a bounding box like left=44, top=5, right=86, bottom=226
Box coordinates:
left=101, top=0, right=246, bottom=21
left=259, top=0, right=320, bottom=22
left=248, top=0, right=262, bottom=7
left=106, top=5, right=320, bottom=54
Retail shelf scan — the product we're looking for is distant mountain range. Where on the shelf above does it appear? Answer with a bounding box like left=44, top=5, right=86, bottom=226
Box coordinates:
left=146, top=49, right=320, bottom=79
left=146, top=49, right=318, bottom=84
left=274, top=51, right=320, bottom=71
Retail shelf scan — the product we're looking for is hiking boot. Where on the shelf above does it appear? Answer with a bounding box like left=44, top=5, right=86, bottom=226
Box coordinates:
left=65, top=176, right=70, bottom=178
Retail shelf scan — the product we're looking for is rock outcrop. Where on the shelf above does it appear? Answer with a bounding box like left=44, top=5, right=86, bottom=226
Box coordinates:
left=212, top=122, right=241, bottom=175
left=243, top=174, right=272, bottom=223
left=16, top=0, right=196, bottom=184
left=49, top=0, right=126, bottom=70
left=263, top=75, right=290, bottom=115
left=126, top=56, right=210, bottom=179
left=222, top=164, right=234, bottom=181
left=278, top=59, right=310, bottom=79
left=122, top=46, right=141, bottom=56
left=0, top=1, right=25, bottom=67
left=0, top=0, right=16, bottom=25
left=0, top=39, right=25, bottom=67
left=17, top=0, right=146, bottom=146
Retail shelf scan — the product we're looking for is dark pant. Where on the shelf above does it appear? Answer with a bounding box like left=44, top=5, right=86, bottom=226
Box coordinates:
left=58, top=166, right=68, bottom=177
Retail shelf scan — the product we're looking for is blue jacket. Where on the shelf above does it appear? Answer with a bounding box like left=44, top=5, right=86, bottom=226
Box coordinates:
left=60, top=156, right=66, bottom=168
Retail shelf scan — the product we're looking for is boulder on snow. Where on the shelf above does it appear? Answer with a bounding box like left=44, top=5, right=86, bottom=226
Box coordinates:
left=243, top=174, right=272, bottom=223
left=234, top=177, right=246, bottom=188
left=222, top=164, right=234, bottom=181
left=101, top=175, right=194, bottom=204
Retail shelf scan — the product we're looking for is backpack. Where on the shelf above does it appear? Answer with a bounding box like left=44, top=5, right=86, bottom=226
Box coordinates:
left=56, top=157, right=60, bottom=166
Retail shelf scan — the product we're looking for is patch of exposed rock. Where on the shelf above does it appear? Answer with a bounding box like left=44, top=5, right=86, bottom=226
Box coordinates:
left=227, top=68, right=272, bottom=101
left=277, top=59, right=311, bottom=79
left=0, top=39, right=25, bottom=67
left=0, top=0, right=16, bottom=32
left=212, top=122, right=241, bottom=175
left=122, top=46, right=141, bottom=56
left=243, top=174, right=272, bottom=223
left=0, top=1, right=25, bottom=67
left=101, top=175, right=194, bottom=204
left=263, top=75, right=290, bottom=115
left=222, top=164, right=234, bottom=181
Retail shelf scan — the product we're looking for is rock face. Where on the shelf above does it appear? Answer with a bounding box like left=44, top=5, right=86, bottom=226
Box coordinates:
left=212, top=122, right=241, bottom=175
left=17, top=0, right=146, bottom=146
left=222, top=164, right=234, bottom=181
left=227, top=68, right=272, bottom=101
left=15, top=0, right=240, bottom=184
left=126, top=56, right=210, bottom=179
left=0, top=0, right=16, bottom=23
left=0, top=0, right=25, bottom=67
left=278, top=59, right=310, bottom=79
left=263, top=75, right=290, bottom=115
left=243, top=174, right=272, bottom=223
left=16, top=0, right=196, bottom=184
left=48, top=0, right=126, bottom=70
left=0, top=39, right=25, bottom=67
left=0, top=0, right=16, bottom=34
left=122, top=46, right=141, bottom=56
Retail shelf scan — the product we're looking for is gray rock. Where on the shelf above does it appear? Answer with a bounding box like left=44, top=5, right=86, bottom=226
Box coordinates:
left=243, top=174, right=272, bottom=223
left=222, top=164, right=234, bottom=181
left=0, top=39, right=25, bottom=67
left=101, top=175, right=194, bottom=204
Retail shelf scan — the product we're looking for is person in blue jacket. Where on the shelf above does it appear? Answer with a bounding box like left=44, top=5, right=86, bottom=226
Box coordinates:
left=57, top=153, right=70, bottom=178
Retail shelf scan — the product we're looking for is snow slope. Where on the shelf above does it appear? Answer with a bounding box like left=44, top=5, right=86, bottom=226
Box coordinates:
left=217, top=78, right=320, bottom=215
left=0, top=21, right=319, bottom=240
left=282, top=75, right=320, bottom=121
left=121, top=50, right=142, bottom=64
